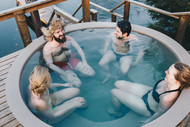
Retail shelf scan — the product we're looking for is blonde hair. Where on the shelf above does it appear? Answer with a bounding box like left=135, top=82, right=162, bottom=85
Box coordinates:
left=41, top=19, right=66, bottom=41
left=174, top=62, right=190, bottom=90
left=29, top=65, right=51, bottom=96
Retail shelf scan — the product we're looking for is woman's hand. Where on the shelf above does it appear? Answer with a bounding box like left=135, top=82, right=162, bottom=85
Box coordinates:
left=73, top=97, right=88, bottom=108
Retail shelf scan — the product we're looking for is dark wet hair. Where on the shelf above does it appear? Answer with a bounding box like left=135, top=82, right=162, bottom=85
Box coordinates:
left=117, top=20, right=131, bottom=36
left=174, top=62, right=190, bottom=90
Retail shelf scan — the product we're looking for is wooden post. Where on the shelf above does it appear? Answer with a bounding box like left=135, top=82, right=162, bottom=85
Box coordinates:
left=175, top=15, right=190, bottom=44
left=14, top=10, right=32, bottom=47
left=48, top=11, right=55, bottom=24
left=25, top=0, right=42, bottom=37
left=90, top=9, right=98, bottom=21
left=30, top=11, right=42, bottom=37
left=81, top=0, right=90, bottom=22
left=56, top=14, right=61, bottom=19
left=111, top=14, right=117, bottom=22
left=124, top=1, right=130, bottom=21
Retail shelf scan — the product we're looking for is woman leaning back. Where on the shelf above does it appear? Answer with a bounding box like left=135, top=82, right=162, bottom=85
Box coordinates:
left=108, top=62, right=190, bottom=125
left=28, top=65, right=87, bottom=123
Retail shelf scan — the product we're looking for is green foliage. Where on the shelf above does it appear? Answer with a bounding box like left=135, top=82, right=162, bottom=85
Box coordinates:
left=145, top=0, right=190, bottom=50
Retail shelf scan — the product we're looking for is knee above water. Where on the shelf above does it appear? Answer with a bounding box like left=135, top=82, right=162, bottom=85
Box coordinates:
left=111, top=89, right=120, bottom=95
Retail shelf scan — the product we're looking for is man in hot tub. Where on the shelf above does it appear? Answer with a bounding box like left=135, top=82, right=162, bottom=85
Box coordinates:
left=41, top=19, right=95, bottom=88
left=99, top=20, right=144, bottom=84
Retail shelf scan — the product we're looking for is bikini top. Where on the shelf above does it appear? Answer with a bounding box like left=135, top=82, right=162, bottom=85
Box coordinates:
left=52, top=47, right=71, bottom=62
left=152, top=79, right=181, bottom=103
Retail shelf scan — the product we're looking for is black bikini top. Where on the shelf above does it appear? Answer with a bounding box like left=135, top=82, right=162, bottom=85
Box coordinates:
left=152, top=79, right=181, bottom=103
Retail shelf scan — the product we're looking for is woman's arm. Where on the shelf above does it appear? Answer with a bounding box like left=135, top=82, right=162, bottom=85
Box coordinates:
left=49, top=83, right=73, bottom=88
left=41, top=97, right=86, bottom=121
left=143, top=95, right=174, bottom=125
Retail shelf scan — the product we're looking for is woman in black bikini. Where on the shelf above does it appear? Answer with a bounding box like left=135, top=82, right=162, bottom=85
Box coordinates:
left=108, top=62, right=190, bottom=124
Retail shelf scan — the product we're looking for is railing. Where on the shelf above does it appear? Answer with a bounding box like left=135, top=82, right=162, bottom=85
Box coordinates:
left=0, top=0, right=66, bottom=46
left=68, top=0, right=189, bottom=44
left=0, top=0, right=189, bottom=47
left=123, top=0, right=190, bottom=44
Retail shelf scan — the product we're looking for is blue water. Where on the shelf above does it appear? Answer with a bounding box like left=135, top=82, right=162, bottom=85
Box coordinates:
left=20, top=28, right=177, bottom=127
left=0, top=0, right=153, bottom=58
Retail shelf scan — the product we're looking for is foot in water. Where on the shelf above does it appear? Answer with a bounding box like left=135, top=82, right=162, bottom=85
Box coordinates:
left=102, top=73, right=110, bottom=84
left=107, top=108, right=122, bottom=117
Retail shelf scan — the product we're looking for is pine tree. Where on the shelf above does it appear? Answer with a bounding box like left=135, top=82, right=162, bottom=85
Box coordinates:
left=145, top=0, right=190, bottom=50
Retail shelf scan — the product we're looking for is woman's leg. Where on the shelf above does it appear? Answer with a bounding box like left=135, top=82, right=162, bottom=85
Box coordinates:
left=110, top=89, right=151, bottom=117
left=114, top=80, right=152, bottom=97
left=45, top=97, right=87, bottom=123
left=50, top=87, right=80, bottom=106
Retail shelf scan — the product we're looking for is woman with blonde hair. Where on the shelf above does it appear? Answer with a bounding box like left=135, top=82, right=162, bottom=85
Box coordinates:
left=108, top=62, right=190, bottom=125
left=28, top=65, right=87, bottom=123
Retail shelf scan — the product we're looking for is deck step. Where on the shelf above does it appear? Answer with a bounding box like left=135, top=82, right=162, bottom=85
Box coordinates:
left=0, top=50, right=22, bottom=127
left=54, top=6, right=80, bottom=24
left=0, top=102, right=9, bottom=112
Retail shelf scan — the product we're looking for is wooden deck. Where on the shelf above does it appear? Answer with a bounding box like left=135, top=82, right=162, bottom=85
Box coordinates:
left=0, top=50, right=23, bottom=127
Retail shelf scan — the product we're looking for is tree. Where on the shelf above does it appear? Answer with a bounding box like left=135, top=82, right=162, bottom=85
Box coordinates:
left=145, top=0, right=190, bottom=50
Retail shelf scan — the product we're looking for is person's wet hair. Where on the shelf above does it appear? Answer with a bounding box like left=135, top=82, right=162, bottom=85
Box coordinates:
left=117, top=20, right=131, bottom=36
left=174, top=62, right=190, bottom=90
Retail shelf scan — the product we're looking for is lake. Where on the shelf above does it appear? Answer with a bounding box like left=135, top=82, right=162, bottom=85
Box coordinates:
left=0, top=0, right=153, bottom=57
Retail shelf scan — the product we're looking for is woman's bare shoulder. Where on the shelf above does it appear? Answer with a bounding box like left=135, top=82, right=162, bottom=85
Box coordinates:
left=35, top=100, right=47, bottom=111
left=159, top=92, right=178, bottom=108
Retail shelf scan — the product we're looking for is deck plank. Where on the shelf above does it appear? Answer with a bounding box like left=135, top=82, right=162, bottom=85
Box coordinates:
left=16, top=124, right=24, bottom=127
left=2, top=118, right=22, bottom=127
left=17, top=0, right=56, bottom=24
left=0, top=75, right=7, bottom=82
left=0, top=59, right=15, bottom=69
left=0, top=90, right=5, bottom=99
left=0, top=96, right=7, bottom=104
left=0, top=107, right=11, bottom=119
left=0, top=50, right=21, bottom=63
left=0, top=90, right=5, bottom=98
left=0, top=68, right=10, bottom=77
left=0, top=102, right=9, bottom=112
left=0, top=79, right=6, bottom=85
left=0, top=113, right=16, bottom=126
left=0, top=84, right=5, bottom=92
left=0, top=50, right=23, bottom=127
left=0, top=72, right=8, bottom=78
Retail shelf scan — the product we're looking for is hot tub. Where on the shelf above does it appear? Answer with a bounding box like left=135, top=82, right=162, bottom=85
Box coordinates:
left=6, top=22, right=190, bottom=127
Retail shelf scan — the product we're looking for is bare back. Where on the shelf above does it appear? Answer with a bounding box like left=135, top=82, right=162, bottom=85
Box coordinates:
left=28, top=87, right=52, bottom=111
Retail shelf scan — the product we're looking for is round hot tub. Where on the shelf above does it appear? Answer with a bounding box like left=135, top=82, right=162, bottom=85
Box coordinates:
left=6, top=22, right=190, bottom=127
